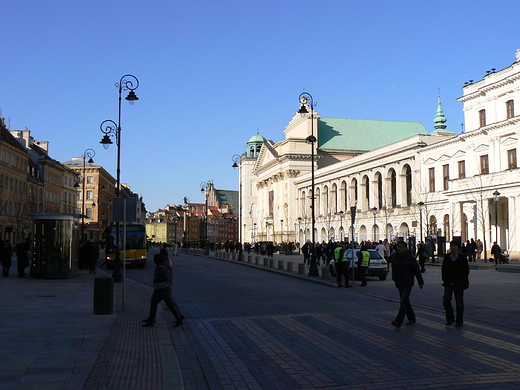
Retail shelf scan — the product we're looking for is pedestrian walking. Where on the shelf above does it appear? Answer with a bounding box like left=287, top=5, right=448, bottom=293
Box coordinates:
left=87, top=241, right=99, bottom=275
left=442, top=240, right=470, bottom=327
left=1, top=240, right=12, bottom=277
left=356, top=245, right=370, bottom=287
left=391, top=241, right=424, bottom=327
left=142, top=254, right=184, bottom=328
left=416, top=241, right=427, bottom=273
left=334, top=243, right=351, bottom=288
left=301, top=239, right=311, bottom=265
left=15, top=242, right=28, bottom=278
left=491, top=241, right=501, bottom=266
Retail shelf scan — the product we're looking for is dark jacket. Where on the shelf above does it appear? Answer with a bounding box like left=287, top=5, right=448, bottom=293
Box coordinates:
left=392, top=250, right=424, bottom=289
left=442, top=253, right=470, bottom=290
left=153, top=258, right=173, bottom=299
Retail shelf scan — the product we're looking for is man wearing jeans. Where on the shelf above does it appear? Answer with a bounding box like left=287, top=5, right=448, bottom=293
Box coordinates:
left=391, top=241, right=424, bottom=327
left=442, top=240, right=470, bottom=327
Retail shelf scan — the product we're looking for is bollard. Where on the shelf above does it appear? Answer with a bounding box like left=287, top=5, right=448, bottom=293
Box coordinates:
left=248, top=255, right=253, bottom=263
left=93, top=277, right=114, bottom=315
left=278, top=260, right=284, bottom=270
left=321, top=266, right=329, bottom=280
left=263, top=258, right=269, bottom=267
left=298, top=263, right=305, bottom=275
left=287, top=261, right=294, bottom=272
left=269, top=258, right=275, bottom=268
left=255, top=256, right=260, bottom=265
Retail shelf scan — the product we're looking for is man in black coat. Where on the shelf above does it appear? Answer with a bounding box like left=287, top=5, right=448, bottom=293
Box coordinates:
left=391, top=241, right=424, bottom=327
left=442, top=240, right=470, bottom=327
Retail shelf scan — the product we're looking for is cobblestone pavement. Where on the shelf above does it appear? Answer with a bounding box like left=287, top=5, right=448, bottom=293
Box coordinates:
left=2, top=250, right=520, bottom=390
left=155, top=251, right=520, bottom=390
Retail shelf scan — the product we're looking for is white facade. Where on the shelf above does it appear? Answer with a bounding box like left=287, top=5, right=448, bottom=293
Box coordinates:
left=419, top=49, right=520, bottom=260
left=239, top=49, right=520, bottom=260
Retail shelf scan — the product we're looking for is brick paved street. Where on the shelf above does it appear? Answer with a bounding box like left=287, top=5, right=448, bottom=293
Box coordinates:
left=153, top=251, right=520, bottom=389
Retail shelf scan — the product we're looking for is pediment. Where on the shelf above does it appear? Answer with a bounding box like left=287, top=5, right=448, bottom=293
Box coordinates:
left=501, top=136, right=518, bottom=147
left=452, top=150, right=467, bottom=159
left=423, top=157, right=437, bottom=165
left=438, top=154, right=451, bottom=162
left=474, top=144, right=490, bottom=153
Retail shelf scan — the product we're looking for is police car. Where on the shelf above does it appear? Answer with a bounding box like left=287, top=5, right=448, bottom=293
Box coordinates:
left=344, top=249, right=389, bottom=281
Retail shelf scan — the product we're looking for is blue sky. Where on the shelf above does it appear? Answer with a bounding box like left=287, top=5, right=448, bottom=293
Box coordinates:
left=1, top=0, right=519, bottom=211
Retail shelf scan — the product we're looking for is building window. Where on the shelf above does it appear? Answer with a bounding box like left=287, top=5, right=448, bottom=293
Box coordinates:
left=480, top=155, right=489, bottom=174
left=507, top=149, right=517, bottom=169
left=87, top=176, right=93, bottom=184
left=86, top=208, right=93, bottom=219
left=86, top=190, right=93, bottom=200
left=506, top=100, right=514, bottom=119
left=479, top=109, right=486, bottom=127
left=442, top=164, right=449, bottom=190
left=458, top=161, right=466, bottom=179
left=428, top=168, right=435, bottom=192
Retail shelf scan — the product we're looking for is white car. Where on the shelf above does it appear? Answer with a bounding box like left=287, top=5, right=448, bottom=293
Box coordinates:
left=344, top=249, right=388, bottom=281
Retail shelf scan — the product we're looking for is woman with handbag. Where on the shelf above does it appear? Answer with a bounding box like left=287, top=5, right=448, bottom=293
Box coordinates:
left=142, top=253, right=185, bottom=327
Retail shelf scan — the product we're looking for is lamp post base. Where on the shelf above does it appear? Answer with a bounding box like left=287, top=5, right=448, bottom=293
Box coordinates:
left=308, top=254, right=319, bottom=277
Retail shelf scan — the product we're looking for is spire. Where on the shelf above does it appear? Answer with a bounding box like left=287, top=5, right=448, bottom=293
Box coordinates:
left=432, top=91, right=454, bottom=135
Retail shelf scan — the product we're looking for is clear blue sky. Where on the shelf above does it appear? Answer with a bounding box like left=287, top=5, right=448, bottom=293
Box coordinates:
left=1, top=0, right=519, bottom=211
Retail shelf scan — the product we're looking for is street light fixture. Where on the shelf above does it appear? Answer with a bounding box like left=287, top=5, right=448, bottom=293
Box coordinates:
left=418, top=201, right=425, bottom=243
left=200, top=181, right=210, bottom=255
left=231, top=154, right=242, bottom=243
left=80, top=148, right=95, bottom=243
left=337, top=211, right=344, bottom=241
left=372, top=207, right=378, bottom=242
left=298, top=92, right=319, bottom=277
left=99, top=74, right=139, bottom=283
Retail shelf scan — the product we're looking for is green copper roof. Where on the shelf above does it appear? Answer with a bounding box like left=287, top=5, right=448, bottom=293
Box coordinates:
left=317, top=117, right=428, bottom=153
left=247, top=132, right=267, bottom=144
left=216, top=189, right=239, bottom=212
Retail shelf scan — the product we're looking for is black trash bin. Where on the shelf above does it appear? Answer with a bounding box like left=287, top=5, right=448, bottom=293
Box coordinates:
left=93, top=277, right=114, bottom=315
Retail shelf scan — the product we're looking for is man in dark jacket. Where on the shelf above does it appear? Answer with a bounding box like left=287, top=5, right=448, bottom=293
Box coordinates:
left=142, top=254, right=184, bottom=328
left=391, top=241, right=424, bottom=327
left=442, top=240, right=470, bottom=327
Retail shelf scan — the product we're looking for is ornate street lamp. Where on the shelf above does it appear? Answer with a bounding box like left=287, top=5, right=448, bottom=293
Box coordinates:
left=80, top=148, right=95, bottom=243
left=99, top=74, right=139, bottom=283
left=372, top=207, right=378, bottom=242
left=418, top=201, right=425, bottom=242
left=298, top=92, right=319, bottom=277
left=200, top=181, right=210, bottom=255
left=231, top=154, right=242, bottom=243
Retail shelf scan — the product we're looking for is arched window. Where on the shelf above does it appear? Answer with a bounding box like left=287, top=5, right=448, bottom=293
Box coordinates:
left=350, top=178, right=358, bottom=205
left=315, top=187, right=321, bottom=216
left=404, top=164, right=412, bottom=206
left=443, top=214, right=450, bottom=240
left=429, top=215, right=437, bottom=236
left=323, top=185, right=329, bottom=216
left=376, top=172, right=383, bottom=209
left=388, top=169, right=397, bottom=208
left=362, top=175, right=370, bottom=210
left=331, top=183, right=338, bottom=214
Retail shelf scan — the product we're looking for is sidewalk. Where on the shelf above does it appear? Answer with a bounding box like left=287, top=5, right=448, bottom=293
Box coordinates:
left=0, top=256, right=179, bottom=390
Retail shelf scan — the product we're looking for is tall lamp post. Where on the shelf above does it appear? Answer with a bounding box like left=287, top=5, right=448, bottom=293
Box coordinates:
left=338, top=211, right=344, bottom=241
left=418, top=201, right=425, bottom=243
left=232, top=154, right=241, bottom=243
left=99, top=74, right=139, bottom=282
left=350, top=205, right=357, bottom=245
left=80, top=148, right=95, bottom=243
left=493, top=190, right=500, bottom=244
left=298, top=92, right=319, bottom=277
left=200, top=181, right=210, bottom=255
left=372, top=207, right=378, bottom=242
